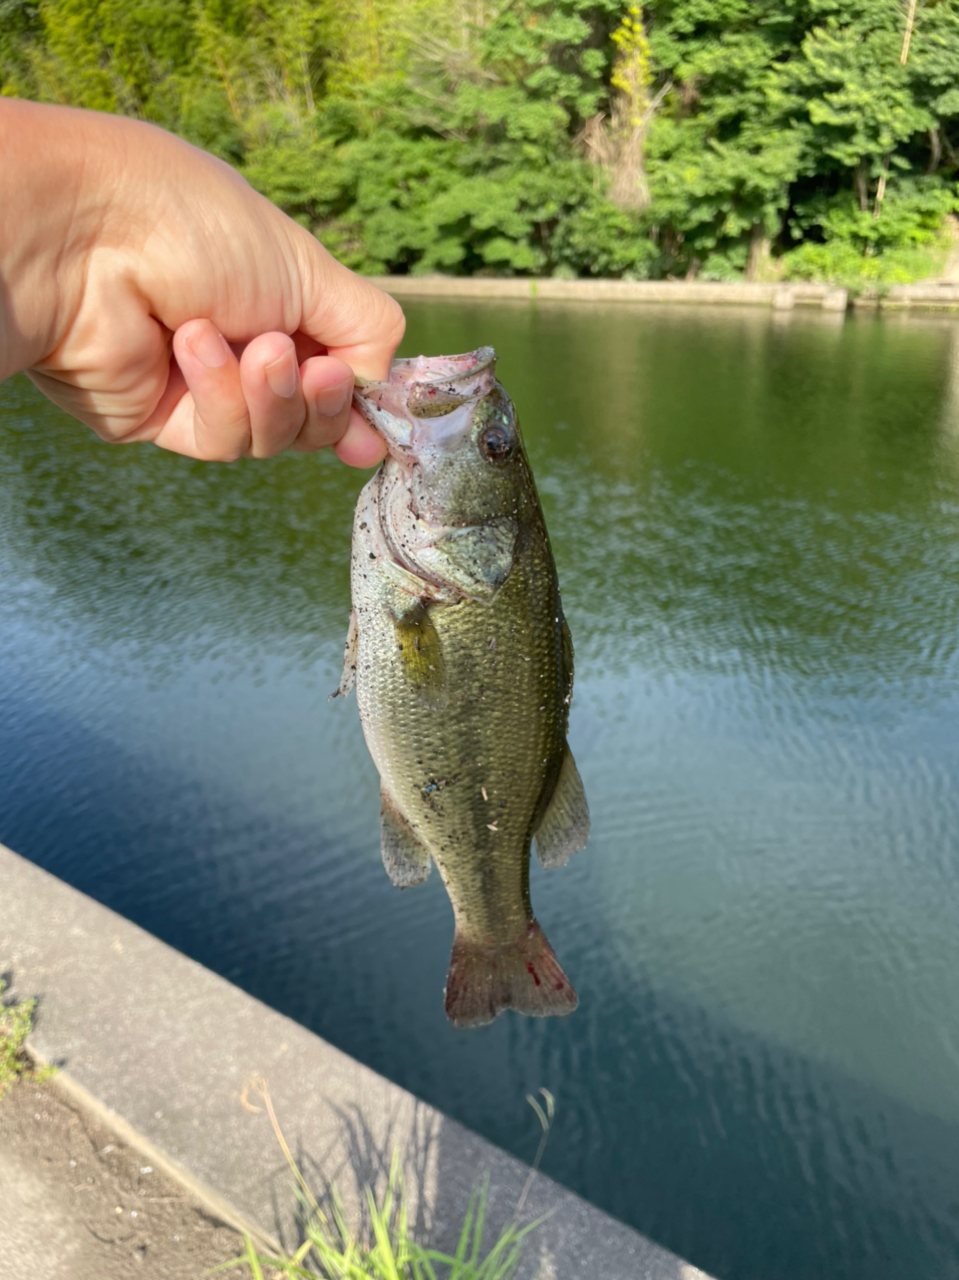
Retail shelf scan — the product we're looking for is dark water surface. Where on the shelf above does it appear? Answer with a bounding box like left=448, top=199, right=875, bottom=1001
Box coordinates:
left=3, top=302, right=959, bottom=1279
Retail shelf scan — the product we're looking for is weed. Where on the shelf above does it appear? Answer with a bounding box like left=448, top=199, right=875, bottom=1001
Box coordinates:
left=216, top=1080, right=555, bottom=1280
left=0, top=979, right=38, bottom=1098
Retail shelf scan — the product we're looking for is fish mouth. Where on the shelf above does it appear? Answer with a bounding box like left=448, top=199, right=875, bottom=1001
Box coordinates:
left=353, top=347, right=498, bottom=453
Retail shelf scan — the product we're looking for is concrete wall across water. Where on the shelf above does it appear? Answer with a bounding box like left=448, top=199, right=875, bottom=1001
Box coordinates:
left=369, top=274, right=959, bottom=313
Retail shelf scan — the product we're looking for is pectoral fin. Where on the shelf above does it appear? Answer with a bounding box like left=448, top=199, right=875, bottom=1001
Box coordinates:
left=534, top=746, right=590, bottom=869
left=331, top=609, right=358, bottom=699
left=380, top=789, right=431, bottom=887
left=415, top=518, right=517, bottom=602
left=392, top=600, right=447, bottom=708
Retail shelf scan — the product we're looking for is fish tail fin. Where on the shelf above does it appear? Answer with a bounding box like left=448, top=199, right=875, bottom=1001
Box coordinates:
left=444, top=920, right=578, bottom=1028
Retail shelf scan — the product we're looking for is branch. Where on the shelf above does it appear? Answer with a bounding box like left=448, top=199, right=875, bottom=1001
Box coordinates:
left=637, top=78, right=674, bottom=133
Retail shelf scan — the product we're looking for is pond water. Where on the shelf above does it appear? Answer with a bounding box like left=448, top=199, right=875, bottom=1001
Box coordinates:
left=3, top=301, right=959, bottom=1280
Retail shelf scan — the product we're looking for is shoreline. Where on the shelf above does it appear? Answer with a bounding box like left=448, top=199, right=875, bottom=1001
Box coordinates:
left=369, top=275, right=959, bottom=312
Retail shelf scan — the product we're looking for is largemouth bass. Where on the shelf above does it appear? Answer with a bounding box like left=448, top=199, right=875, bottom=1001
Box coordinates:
left=336, top=347, right=589, bottom=1027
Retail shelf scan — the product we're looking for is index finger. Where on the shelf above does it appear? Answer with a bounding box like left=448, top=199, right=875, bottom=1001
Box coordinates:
left=293, top=231, right=406, bottom=382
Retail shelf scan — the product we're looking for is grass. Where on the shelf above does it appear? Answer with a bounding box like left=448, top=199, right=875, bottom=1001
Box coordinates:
left=216, top=1080, right=555, bottom=1280
left=0, top=979, right=40, bottom=1098
left=780, top=235, right=954, bottom=290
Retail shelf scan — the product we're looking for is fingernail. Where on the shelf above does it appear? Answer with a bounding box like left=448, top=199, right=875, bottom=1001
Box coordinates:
left=313, top=380, right=351, bottom=417
left=187, top=325, right=228, bottom=369
left=265, top=349, right=298, bottom=399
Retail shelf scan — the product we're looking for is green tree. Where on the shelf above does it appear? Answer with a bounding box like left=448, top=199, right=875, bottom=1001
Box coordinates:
left=640, top=1, right=808, bottom=276
left=782, top=1, right=958, bottom=276
left=639, top=0, right=958, bottom=279
left=242, top=0, right=651, bottom=277
left=3, top=0, right=957, bottom=281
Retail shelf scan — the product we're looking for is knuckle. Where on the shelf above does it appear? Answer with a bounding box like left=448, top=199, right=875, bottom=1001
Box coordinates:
left=195, top=413, right=251, bottom=462
left=381, top=294, right=406, bottom=347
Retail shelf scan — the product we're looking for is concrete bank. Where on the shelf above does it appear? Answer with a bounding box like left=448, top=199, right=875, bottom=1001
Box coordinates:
left=371, top=274, right=959, bottom=313
left=0, top=843, right=712, bottom=1280
left=371, top=274, right=848, bottom=310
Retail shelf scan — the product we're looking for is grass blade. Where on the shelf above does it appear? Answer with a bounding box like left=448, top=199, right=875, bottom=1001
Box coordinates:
left=223, top=1086, right=554, bottom=1280
left=244, top=1234, right=265, bottom=1280
left=469, top=1178, right=488, bottom=1268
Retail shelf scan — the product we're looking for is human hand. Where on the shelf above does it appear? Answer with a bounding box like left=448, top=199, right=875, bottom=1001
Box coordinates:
left=0, top=100, right=404, bottom=466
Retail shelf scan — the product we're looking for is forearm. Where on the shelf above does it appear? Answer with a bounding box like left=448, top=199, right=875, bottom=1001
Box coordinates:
left=0, top=100, right=102, bottom=381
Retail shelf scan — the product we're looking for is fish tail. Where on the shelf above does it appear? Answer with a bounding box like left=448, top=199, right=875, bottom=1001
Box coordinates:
left=444, top=920, right=578, bottom=1028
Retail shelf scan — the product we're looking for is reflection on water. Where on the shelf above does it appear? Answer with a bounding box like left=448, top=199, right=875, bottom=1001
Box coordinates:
left=3, top=304, right=959, bottom=1280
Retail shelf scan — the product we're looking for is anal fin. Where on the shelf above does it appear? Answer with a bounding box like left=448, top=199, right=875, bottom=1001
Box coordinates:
left=444, top=920, right=577, bottom=1028
left=380, top=789, right=431, bottom=888
left=534, top=746, right=590, bottom=869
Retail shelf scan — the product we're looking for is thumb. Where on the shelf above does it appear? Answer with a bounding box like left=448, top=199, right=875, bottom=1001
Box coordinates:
left=293, top=230, right=405, bottom=381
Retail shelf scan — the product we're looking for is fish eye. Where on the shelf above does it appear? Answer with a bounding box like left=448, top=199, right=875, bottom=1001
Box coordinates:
left=479, top=422, right=514, bottom=463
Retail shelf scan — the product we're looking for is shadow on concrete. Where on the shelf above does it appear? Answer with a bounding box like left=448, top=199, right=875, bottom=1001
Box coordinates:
left=264, top=1095, right=442, bottom=1259
left=265, top=1089, right=698, bottom=1280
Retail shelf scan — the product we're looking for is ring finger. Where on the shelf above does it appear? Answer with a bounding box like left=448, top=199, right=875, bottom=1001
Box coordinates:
left=240, top=333, right=308, bottom=458
left=290, top=355, right=354, bottom=453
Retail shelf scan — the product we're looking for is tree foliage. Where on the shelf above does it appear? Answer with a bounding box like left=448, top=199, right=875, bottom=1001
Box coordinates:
left=3, top=0, right=958, bottom=281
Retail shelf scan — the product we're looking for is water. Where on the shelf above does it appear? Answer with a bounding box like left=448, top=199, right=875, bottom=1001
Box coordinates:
left=3, top=302, right=959, bottom=1279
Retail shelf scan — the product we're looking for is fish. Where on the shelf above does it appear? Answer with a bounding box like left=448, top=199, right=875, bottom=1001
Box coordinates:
left=335, top=347, right=589, bottom=1028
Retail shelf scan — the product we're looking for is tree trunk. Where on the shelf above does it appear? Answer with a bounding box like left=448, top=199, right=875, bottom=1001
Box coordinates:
left=213, top=51, right=242, bottom=125
left=746, top=223, right=772, bottom=281
left=300, top=52, right=314, bottom=116
left=873, top=0, right=919, bottom=220
left=873, top=161, right=889, bottom=219
left=609, top=125, right=650, bottom=210
left=929, top=126, right=941, bottom=174
left=901, top=0, right=918, bottom=65
left=854, top=162, right=869, bottom=213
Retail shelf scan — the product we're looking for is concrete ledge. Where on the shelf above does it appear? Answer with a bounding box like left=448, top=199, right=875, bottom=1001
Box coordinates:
left=0, top=843, right=711, bottom=1279
left=371, top=275, right=959, bottom=314
left=853, top=282, right=959, bottom=310
left=369, top=275, right=846, bottom=310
